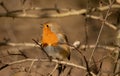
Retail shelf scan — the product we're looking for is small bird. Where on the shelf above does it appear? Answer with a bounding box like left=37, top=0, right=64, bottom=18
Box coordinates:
left=41, top=21, right=70, bottom=60
left=41, top=21, right=70, bottom=75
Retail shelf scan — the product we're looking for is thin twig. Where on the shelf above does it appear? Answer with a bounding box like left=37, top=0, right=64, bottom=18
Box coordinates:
left=0, top=58, right=96, bottom=76
left=89, top=0, right=115, bottom=62
left=84, top=56, right=92, bottom=76
left=48, top=63, right=59, bottom=76
left=86, top=15, right=117, bottom=30
left=0, top=3, right=118, bottom=31
left=0, top=2, right=9, bottom=12
left=32, top=39, right=51, bottom=61
left=1, top=42, right=116, bottom=52
left=0, top=4, right=120, bottom=18
left=0, top=4, right=118, bottom=30
left=28, top=58, right=36, bottom=73
left=7, top=42, right=39, bottom=47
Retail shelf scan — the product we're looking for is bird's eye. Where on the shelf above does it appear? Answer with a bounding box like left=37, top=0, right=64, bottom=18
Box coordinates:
left=46, top=25, right=49, bottom=27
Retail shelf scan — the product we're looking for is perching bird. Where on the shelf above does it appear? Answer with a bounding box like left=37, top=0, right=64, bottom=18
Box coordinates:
left=41, top=21, right=70, bottom=75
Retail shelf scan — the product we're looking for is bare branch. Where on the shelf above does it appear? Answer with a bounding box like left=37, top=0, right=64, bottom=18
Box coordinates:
left=89, top=0, right=115, bottom=62
left=86, top=15, right=117, bottom=30
left=0, top=4, right=118, bottom=30
left=97, top=4, right=120, bottom=11
left=7, top=42, right=39, bottom=47
left=1, top=42, right=116, bottom=52
left=0, top=2, right=9, bottom=12
left=0, top=58, right=96, bottom=76
left=0, top=4, right=119, bottom=18
left=48, top=63, right=59, bottom=76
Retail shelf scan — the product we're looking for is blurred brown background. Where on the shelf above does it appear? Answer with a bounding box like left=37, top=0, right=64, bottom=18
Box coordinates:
left=0, top=0, right=120, bottom=76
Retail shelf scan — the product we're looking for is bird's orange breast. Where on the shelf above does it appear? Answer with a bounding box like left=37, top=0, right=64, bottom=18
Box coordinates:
left=41, top=27, right=58, bottom=46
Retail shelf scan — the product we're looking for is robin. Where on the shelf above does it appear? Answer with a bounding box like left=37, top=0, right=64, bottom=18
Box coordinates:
left=40, top=21, right=71, bottom=75
left=41, top=21, right=70, bottom=60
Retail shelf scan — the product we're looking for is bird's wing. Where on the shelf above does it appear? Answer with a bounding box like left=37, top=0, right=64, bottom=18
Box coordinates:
left=57, top=33, right=68, bottom=44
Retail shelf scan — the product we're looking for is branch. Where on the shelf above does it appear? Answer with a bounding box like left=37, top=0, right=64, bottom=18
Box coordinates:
left=97, top=4, right=120, bottom=11
left=0, top=4, right=118, bottom=30
left=0, top=4, right=120, bottom=18
left=6, top=42, right=39, bottom=47
left=1, top=42, right=117, bottom=52
left=89, top=0, right=115, bottom=62
left=86, top=15, right=117, bottom=30
left=0, top=58, right=96, bottom=76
